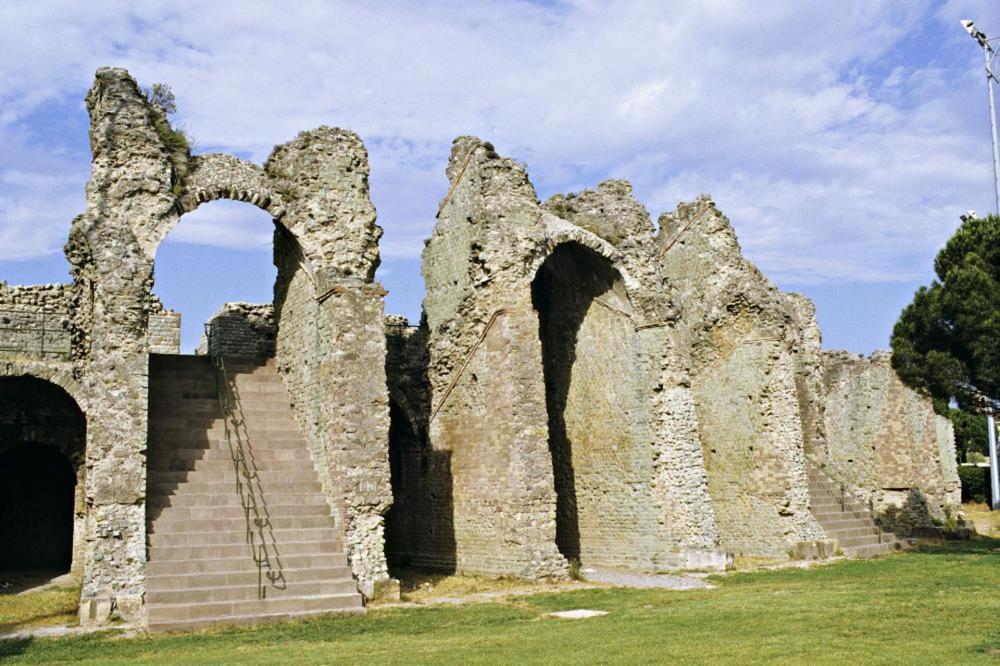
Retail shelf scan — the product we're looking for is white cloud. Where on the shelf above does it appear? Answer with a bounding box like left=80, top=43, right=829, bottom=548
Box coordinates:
left=160, top=200, right=274, bottom=252
left=1, top=0, right=1000, bottom=288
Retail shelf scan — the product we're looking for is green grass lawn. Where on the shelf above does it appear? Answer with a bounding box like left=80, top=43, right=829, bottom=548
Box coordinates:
left=0, top=578, right=79, bottom=635
left=2, top=539, right=998, bottom=665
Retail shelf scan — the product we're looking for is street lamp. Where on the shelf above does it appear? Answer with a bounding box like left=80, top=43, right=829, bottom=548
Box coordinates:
left=961, top=19, right=1000, bottom=510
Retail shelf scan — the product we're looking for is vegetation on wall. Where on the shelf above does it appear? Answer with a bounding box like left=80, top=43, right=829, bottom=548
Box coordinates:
left=144, top=83, right=191, bottom=195
left=876, top=489, right=935, bottom=537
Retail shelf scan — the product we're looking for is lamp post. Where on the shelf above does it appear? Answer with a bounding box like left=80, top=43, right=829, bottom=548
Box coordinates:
left=961, top=19, right=1000, bottom=509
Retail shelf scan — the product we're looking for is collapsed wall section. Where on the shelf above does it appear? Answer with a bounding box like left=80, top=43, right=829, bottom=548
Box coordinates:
left=658, top=199, right=823, bottom=558
left=822, top=350, right=961, bottom=517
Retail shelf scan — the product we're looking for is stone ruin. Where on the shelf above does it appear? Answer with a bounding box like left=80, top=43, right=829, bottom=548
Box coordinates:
left=0, top=68, right=959, bottom=629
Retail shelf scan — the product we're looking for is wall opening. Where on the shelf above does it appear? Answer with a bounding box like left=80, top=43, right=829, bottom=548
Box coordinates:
left=153, top=200, right=281, bottom=355
left=532, top=242, right=652, bottom=568
left=0, top=377, right=84, bottom=573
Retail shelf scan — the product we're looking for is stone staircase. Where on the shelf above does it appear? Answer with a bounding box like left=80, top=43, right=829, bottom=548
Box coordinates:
left=807, top=463, right=907, bottom=558
left=145, top=354, right=363, bottom=632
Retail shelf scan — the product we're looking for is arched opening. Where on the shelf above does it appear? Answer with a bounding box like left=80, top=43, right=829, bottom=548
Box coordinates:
left=153, top=199, right=280, bottom=355
left=531, top=242, right=655, bottom=569
left=0, top=377, right=85, bottom=574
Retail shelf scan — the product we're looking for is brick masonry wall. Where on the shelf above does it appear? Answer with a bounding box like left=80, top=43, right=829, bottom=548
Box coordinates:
left=0, top=284, right=73, bottom=359
left=658, top=199, right=824, bottom=559
left=202, top=302, right=275, bottom=358
left=148, top=296, right=180, bottom=355
left=822, top=350, right=961, bottom=518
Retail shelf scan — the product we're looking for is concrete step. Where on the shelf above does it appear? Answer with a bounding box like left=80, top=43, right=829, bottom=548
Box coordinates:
left=845, top=540, right=908, bottom=558
left=147, top=604, right=364, bottom=633
left=149, top=514, right=335, bottom=534
left=149, top=470, right=322, bottom=487
left=148, top=435, right=310, bottom=450
left=147, top=491, right=330, bottom=509
left=145, top=566, right=355, bottom=591
left=147, top=592, right=363, bottom=625
left=148, top=447, right=313, bottom=464
left=150, top=417, right=300, bottom=431
left=149, top=539, right=342, bottom=562
left=146, top=578, right=359, bottom=605
left=149, top=458, right=317, bottom=474
left=149, top=526, right=341, bottom=548
left=836, top=534, right=891, bottom=549
left=820, top=526, right=881, bottom=540
left=811, top=508, right=877, bottom=523
left=149, top=480, right=324, bottom=496
left=146, top=552, right=347, bottom=576
left=151, top=503, right=331, bottom=522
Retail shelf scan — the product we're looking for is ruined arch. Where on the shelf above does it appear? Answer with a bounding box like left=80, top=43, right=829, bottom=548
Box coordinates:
left=0, top=376, right=86, bottom=573
left=531, top=241, right=657, bottom=569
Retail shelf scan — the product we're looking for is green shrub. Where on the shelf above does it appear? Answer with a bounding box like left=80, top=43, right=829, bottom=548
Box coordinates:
left=959, top=465, right=991, bottom=504
left=877, top=489, right=935, bottom=536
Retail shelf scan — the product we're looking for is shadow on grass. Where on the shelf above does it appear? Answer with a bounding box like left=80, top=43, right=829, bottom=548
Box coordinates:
left=910, top=536, right=1000, bottom=555
left=0, top=637, right=33, bottom=659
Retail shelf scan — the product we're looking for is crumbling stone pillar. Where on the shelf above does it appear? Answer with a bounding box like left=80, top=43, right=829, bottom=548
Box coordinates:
left=65, top=67, right=176, bottom=624
left=267, top=129, right=392, bottom=594
left=658, top=199, right=824, bottom=558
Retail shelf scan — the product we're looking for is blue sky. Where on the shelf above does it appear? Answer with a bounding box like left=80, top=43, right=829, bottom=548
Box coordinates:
left=2, top=1, right=999, bottom=353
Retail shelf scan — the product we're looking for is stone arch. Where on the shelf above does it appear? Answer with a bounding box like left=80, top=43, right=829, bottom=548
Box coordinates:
left=177, top=153, right=287, bottom=220
left=0, top=360, right=88, bottom=411
left=530, top=240, right=657, bottom=569
left=0, top=374, right=87, bottom=573
left=538, top=218, right=643, bottom=299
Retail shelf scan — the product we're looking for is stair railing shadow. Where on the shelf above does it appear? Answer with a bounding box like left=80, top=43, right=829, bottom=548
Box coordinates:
left=205, top=340, right=286, bottom=598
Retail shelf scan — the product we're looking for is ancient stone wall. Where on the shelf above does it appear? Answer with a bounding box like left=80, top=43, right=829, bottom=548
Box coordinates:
left=415, top=137, right=725, bottom=577
left=14, top=66, right=395, bottom=623
left=383, top=316, right=435, bottom=570
left=200, top=302, right=275, bottom=358
left=822, top=350, right=961, bottom=517
left=657, top=199, right=823, bottom=558
left=0, top=283, right=73, bottom=359
left=148, top=296, right=180, bottom=354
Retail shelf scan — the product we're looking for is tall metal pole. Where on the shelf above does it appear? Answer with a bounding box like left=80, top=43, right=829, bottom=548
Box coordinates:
left=983, top=41, right=1000, bottom=510
left=989, top=410, right=999, bottom=510
left=963, top=20, right=1000, bottom=509
left=985, top=41, right=1000, bottom=213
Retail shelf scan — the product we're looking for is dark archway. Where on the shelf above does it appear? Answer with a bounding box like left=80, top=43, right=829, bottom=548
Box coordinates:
left=0, top=375, right=84, bottom=573
left=532, top=242, right=649, bottom=567
left=0, top=444, right=76, bottom=571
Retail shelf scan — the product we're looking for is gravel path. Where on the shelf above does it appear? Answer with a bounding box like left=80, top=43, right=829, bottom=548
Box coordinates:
left=581, top=569, right=713, bottom=590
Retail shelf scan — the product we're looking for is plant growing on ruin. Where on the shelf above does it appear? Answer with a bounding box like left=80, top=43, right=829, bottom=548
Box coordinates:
left=891, top=214, right=1000, bottom=412
left=877, top=489, right=935, bottom=536
left=144, top=82, right=192, bottom=195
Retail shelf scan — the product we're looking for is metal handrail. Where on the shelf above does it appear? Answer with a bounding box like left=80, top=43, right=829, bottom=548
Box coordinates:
left=205, top=328, right=285, bottom=598
left=804, top=454, right=889, bottom=544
